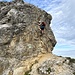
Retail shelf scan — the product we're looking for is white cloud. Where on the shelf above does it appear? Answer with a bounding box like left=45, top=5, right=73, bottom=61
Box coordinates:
left=48, top=0, right=75, bottom=46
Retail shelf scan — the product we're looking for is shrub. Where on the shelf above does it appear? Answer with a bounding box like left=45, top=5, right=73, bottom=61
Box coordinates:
left=66, top=57, right=75, bottom=64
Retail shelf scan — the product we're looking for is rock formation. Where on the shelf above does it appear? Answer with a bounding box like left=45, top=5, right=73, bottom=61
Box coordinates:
left=0, top=0, right=75, bottom=75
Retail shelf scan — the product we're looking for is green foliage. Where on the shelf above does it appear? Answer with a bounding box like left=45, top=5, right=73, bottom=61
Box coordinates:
left=46, top=67, right=51, bottom=74
left=24, top=60, right=38, bottom=75
left=24, top=66, right=32, bottom=75
left=24, top=65, right=32, bottom=75
left=35, top=60, right=38, bottom=63
left=73, top=72, right=75, bottom=75
left=66, top=57, right=75, bottom=64
left=24, top=70, right=31, bottom=75
left=59, top=56, right=62, bottom=57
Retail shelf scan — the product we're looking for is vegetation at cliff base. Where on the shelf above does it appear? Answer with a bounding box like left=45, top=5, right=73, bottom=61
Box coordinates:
left=24, top=70, right=31, bottom=75
left=46, top=67, right=51, bottom=74
left=73, top=72, right=75, bottom=75
left=66, top=57, right=75, bottom=64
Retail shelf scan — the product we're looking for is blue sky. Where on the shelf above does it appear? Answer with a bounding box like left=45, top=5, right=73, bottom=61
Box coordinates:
left=0, top=0, right=75, bottom=58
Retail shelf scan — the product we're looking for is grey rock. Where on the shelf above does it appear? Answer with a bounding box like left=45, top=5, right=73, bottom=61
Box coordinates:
left=0, top=1, right=74, bottom=75
left=0, top=0, right=55, bottom=59
left=0, top=1, right=56, bottom=75
left=0, top=57, right=9, bottom=75
left=0, top=6, right=10, bottom=20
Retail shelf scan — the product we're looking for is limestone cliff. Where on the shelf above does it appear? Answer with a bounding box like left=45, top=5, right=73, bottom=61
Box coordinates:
left=0, top=0, right=75, bottom=75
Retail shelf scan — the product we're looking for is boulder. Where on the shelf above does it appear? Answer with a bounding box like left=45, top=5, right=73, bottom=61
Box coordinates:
left=0, top=1, right=74, bottom=75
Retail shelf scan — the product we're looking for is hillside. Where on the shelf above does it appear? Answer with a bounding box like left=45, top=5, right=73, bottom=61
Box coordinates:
left=0, top=0, right=75, bottom=75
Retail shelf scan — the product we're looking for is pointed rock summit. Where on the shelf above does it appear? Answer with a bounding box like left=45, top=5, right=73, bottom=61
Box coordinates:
left=0, top=1, right=75, bottom=75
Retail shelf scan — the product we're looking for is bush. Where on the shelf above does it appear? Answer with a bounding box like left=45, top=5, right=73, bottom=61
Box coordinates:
left=73, top=72, right=75, bottom=75
left=46, top=67, right=51, bottom=74
left=66, top=57, right=75, bottom=64
left=24, top=70, right=31, bottom=75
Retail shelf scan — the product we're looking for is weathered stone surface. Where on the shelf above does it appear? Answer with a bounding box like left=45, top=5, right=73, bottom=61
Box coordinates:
left=0, top=1, right=74, bottom=75
left=0, top=0, right=55, bottom=58
left=0, top=57, right=9, bottom=75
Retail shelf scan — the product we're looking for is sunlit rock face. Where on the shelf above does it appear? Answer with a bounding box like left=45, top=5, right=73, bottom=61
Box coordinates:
left=0, top=0, right=56, bottom=58
left=0, top=0, right=74, bottom=75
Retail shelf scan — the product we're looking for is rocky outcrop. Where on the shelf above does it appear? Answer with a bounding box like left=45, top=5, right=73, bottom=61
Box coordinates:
left=0, top=0, right=75, bottom=75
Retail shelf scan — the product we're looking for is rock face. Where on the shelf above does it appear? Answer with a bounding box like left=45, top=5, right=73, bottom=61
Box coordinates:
left=0, top=0, right=75, bottom=75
